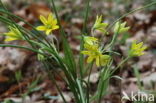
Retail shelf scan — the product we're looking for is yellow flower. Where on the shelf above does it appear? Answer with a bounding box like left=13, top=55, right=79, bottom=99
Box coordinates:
left=93, top=15, right=108, bottom=34
left=129, top=41, right=147, bottom=56
left=100, top=55, right=111, bottom=66
left=82, top=48, right=110, bottom=66
left=36, top=13, right=59, bottom=35
left=114, top=21, right=130, bottom=33
left=84, top=36, right=98, bottom=45
left=4, top=26, right=23, bottom=41
left=82, top=36, right=110, bottom=66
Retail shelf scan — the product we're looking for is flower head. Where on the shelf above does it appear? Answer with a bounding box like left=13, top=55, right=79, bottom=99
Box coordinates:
left=36, top=13, right=59, bottom=35
left=129, top=41, right=147, bottom=57
left=84, top=36, right=98, bottom=45
left=82, top=36, right=110, bottom=66
left=4, top=26, right=23, bottom=41
left=93, top=15, right=108, bottom=34
left=114, top=21, right=130, bottom=34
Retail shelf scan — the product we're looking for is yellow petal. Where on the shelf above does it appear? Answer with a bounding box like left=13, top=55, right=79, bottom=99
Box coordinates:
left=5, top=37, right=18, bottom=41
left=95, top=57, right=100, bottom=67
left=40, top=15, right=47, bottom=25
left=81, top=51, right=91, bottom=55
left=5, top=32, right=15, bottom=36
left=52, top=25, right=59, bottom=30
left=131, top=40, right=136, bottom=49
left=36, top=26, right=46, bottom=31
left=46, top=29, right=52, bottom=35
left=136, top=42, right=143, bottom=48
left=100, top=55, right=110, bottom=66
left=87, top=56, right=94, bottom=63
left=52, top=19, right=57, bottom=25
left=141, top=46, right=147, bottom=51
left=48, top=13, right=53, bottom=23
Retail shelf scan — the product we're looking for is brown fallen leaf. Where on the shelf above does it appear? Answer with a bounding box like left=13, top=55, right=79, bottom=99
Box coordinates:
left=0, top=78, right=33, bottom=98
left=0, top=75, right=9, bottom=83
left=27, top=3, right=51, bottom=18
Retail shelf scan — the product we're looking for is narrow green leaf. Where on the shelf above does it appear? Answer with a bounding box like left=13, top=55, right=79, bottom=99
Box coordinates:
left=49, top=0, right=77, bottom=77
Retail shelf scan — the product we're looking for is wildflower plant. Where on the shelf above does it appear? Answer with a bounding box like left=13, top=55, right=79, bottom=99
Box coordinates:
left=0, top=0, right=155, bottom=103
left=82, top=36, right=110, bottom=67
left=4, top=26, right=23, bottom=41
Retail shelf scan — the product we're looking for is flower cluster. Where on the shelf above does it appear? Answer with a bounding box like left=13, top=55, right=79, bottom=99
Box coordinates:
left=4, top=26, right=23, bottom=41
left=82, top=36, right=110, bottom=67
left=93, top=15, right=108, bottom=34
left=129, top=41, right=147, bottom=57
left=2, top=13, right=147, bottom=67
left=3, top=13, right=59, bottom=42
left=81, top=16, right=146, bottom=67
left=114, top=21, right=130, bottom=34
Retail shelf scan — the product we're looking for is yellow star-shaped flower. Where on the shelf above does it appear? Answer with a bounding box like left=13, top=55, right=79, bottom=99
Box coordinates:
left=4, top=26, right=23, bottom=41
left=129, top=41, right=147, bottom=57
left=114, top=21, right=130, bottom=34
left=84, top=36, right=98, bottom=45
left=36, top=13, right=59, bottom=35
left=82, top=36, right=110, bottom=67
left=93, top=15, right=108, bottom=34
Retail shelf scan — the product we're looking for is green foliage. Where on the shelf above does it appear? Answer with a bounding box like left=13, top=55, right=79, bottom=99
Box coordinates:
left=22, top=77, right=41, bottom=98
left=15, top=70, right=22, bottom=83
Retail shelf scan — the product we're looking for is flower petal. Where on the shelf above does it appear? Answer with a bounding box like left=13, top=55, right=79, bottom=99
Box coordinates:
left=5, top=37, right=18, bottom=41
left=95, top=57, right=100, bottom=67
left=46, top=29, right=52, bottom=35
left=36, top=26, right=46, bottom=31
left=100, top=55, right=110, bottom=66
left=87, top=56, right=94, bottom=63
left=81, top=51, right=92, bottom=56
left=48, top=13, right=53, bottom=23
left=40, top=15, right=47, bottom=25
left=52, top=25, right=59, bottom=30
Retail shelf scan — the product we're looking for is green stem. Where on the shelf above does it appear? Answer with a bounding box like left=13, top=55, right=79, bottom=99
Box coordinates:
left=43, top=62, right=67, bottom=103
left=109, top=33, right=118, bottom=51
left=77, top=79, right=86, bottom=103
left=49, top=0, right=77, bottom=77
left=106, top=1, right=156, bottom=33
left=82, top=0, right=91, bottom=33
left=0, top=10, right=51, bottom=47
left=79, top=0, right=91, bottom=79
left=110, top=56, right=130, bottom=76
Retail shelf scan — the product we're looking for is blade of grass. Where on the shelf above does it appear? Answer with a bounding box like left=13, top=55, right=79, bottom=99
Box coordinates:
left=0, top=44, right=46, bottom=55
left=0, top=4, right=55, bottom=50
left=79, top=0, right=91, bottom=78
left=0, top=9, right=50, bottom=47
left=77, top=79, right=87, bottom=103
left=0, top=4, right=44, bottom=49
left=133, top=66, right=144, bottom=90
left=43, top=61, right=68, bottom=103
left=49, top=0, right=77, bottom=78
left=45, top=51, right=81, bottom=102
